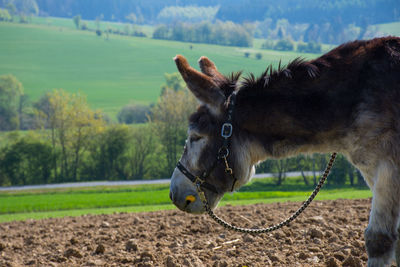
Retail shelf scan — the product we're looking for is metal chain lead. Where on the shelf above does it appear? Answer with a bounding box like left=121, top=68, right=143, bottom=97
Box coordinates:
left=197, top=152, right=337, bottom=234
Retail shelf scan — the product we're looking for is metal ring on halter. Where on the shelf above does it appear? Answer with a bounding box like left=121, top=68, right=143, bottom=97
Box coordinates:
left=221, top=123, right=233, bottom=138
left=218, top=147, right=229, bottom=158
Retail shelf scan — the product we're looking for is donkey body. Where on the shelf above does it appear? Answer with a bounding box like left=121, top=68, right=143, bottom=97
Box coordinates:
left=169, top=36, right=400, bottom=266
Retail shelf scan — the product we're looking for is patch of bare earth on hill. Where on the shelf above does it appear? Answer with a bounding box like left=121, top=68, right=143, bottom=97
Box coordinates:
left=0, top=198, right=387, bottom=267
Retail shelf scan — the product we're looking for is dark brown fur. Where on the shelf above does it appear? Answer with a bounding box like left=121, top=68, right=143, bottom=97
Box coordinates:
left=229, top=37, right=400, bottom=156
left=171, top=37, right=400, bottom=266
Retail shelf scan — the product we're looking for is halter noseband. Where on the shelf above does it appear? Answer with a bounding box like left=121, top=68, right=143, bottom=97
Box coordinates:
left=176, top=93, right=237, bottom=196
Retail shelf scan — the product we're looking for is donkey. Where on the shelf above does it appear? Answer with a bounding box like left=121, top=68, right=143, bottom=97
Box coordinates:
left=169, top=36, right=400, bottom=266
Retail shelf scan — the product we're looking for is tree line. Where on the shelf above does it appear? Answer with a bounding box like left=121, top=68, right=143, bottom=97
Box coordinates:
left=72, top=14, right=147, bottom=39
left=153, top=21, right=253, bottom=47
left=7, top=0, right=397, bottom=26
left=0, top=74, right=196, bottom=186
left=0, top=73, right=366, bottom=187
left=2, top=0, right=396, bottom=46
left=216, top=0, right=399, bottom=26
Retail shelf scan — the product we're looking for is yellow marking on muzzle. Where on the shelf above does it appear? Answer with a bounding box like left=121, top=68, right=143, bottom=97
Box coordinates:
left=185, top=195, right=196, bottom=203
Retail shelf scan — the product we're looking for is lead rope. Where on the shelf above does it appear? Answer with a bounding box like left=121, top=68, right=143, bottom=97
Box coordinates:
left=196, top=152, right=337, bottom=234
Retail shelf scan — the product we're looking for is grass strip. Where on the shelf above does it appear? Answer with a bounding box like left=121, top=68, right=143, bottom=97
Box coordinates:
left=0, top=189, right=371, bottom=223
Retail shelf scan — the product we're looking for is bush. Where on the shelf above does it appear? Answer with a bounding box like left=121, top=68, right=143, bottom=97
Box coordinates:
left=255, top=52, right=262, bottom=60
left=19, top=14, right=28, bottom=23
left=83, top=125, right=131, bottom=180
left=244, top=52, right=250, bottom=58
left=297, top=41, right=322, bottom=53
left=153, top=25, right=170, bottom=39
left=80, top=21, right=88, bottom=30
left=117, top=104, right=150, bottom=124
left=274, top=39, right=294, bottom=51
left=261, top=39, right=275, bottom=50
left=0, top=8, right=12, bottom=21
left=73, top=14, right=81, bottom=29
left=0, top=136, right=53, bottom=186
left=327, top=154, right=353, bottom=185
left=96, top=29, right=102, bottom=36
left=132, top=31, right=146, bottom=37
left=0, top=74, right=24, bottom=131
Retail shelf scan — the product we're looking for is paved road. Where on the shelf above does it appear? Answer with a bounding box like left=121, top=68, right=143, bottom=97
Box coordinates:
left=0, top=171, right=321, bottom=191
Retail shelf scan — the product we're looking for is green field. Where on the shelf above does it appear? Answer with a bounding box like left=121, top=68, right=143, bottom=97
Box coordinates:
left=0, top=19, right=320, bottom=118
left=0, top=177, right=372, bottom=223
left=1, top=18, right=400, bottom=118
left=30, top=16, right=156, bottom=37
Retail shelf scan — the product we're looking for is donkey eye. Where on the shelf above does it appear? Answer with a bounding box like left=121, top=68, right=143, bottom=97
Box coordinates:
left=189, top=135, right=202, bottom=143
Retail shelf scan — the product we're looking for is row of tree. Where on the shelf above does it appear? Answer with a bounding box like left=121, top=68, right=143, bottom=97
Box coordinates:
left=2, top=0, right=398, bottom=44
left=153, top=21, right=253, bottom=47
left=71, top=14, right=147, bottom=39
left=257, top=154, right=365, bottom=187
left=0, top=73, right=367, bottom=187
left=0, top=5, right=33, bottom=23
left=261, top=39, right=322, bottom=53
left=151, top=18, right=374, bottom=48
left=0, top=74, right=196, bottom=186
left=0, top=0, right=39, bottom=16
left=1, top=2, right=390, bottom=46
left=254, top=18, right=382, bottom=45
left=9, top=0, right=397, bottom=26
left=216, top=0, right=399, bottom=25
left=157, top=5, right=219, bottom=24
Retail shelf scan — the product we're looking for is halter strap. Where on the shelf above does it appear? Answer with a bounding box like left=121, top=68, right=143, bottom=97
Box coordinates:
left=176, top=92, right=237, bottom=195
left=176, top=161, right=219, bottom=194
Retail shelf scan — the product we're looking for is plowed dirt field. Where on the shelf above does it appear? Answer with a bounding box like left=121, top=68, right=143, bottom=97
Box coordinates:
left=0, top=199, right=379, bottom=266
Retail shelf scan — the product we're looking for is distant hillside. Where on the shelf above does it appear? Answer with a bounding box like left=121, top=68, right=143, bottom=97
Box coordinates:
left=216, top=0, right=400, bottom=25
left=4, top=0, right=398, bottom=26
left=0, top=19, right=319, bottom=118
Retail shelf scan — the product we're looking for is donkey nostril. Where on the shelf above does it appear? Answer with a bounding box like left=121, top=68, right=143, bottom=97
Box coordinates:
left=185, top=195, right=196, bottom=205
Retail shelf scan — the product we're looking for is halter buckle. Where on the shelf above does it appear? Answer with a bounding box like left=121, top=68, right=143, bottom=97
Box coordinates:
left=221, top=123, right=233, bottom=139
left=218, top=147, right=229, bottom=158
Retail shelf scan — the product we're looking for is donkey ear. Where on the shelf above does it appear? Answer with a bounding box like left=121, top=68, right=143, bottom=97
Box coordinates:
left=198, top=56, right=228, bottom=86
left=174, top=55, right=225, bottom=109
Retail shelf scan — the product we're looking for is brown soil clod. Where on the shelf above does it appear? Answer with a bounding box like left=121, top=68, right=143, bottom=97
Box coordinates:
left=64, top=248, right=83, bottom=258
left=95, top=244, right=105, bottom=254
left=326, top=257, right=340, bottom=267
left=125, top=239, right=138, bottom=252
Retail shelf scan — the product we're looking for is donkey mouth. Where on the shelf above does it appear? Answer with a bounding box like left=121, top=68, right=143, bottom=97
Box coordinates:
left=169, top=188, right=205, bottom=214
left=176, top=200, right=205, bottom=214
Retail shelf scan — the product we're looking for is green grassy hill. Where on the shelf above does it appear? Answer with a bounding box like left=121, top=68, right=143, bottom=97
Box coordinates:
left=0, top=19, right=319, bottom=118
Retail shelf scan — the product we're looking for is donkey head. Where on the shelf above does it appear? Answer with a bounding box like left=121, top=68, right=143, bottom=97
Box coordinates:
left=169, top=55, right=256, bottom=213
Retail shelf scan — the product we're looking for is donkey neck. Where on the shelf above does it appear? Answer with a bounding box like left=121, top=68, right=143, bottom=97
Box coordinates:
left=233, top=82, right=349, bottom=162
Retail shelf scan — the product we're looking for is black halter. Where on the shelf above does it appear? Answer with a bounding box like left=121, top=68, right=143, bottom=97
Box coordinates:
left=176, top=93, right=237, bottom=194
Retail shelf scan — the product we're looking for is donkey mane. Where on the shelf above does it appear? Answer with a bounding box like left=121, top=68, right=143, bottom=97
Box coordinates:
left=219, top=72, right=242, bottom=98
left=232, top=37, right=400, bottom=96
left=240, top=57, right=319, bottom=92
